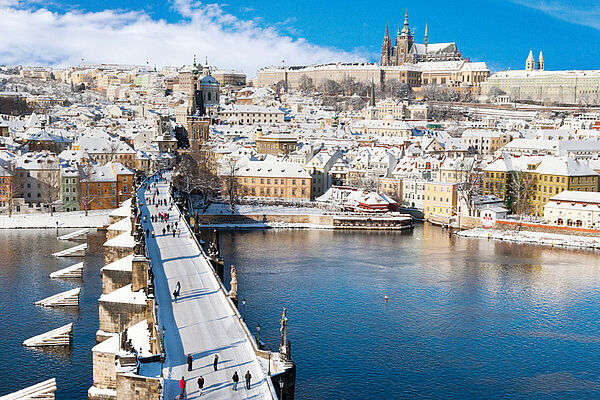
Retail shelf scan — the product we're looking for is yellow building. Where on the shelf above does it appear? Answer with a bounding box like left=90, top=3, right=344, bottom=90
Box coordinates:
left=423, top=182, right=457, bottom=218
left=483, top=155, right=599, bottom=216
left=229, top=157, right=312, bottom=201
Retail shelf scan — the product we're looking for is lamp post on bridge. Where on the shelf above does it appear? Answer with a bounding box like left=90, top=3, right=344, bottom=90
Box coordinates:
left=279, top=379, right=284, bottom=400
left=267, top=347, right=272, bottom=376
left=241, top=298, right=246, bottom=321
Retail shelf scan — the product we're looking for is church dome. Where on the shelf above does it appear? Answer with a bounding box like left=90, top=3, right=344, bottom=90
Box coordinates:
left=199, top=75, right=218, bottom=85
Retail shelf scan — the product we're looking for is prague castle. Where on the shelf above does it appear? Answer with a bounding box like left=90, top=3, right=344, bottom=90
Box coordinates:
left=380, top=12, right=462, bottom=66
left=257, top=12, right=488, bottom=92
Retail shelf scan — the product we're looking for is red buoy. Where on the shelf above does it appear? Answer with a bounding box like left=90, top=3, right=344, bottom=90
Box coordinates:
left=384, top=295, right=389, bottom=302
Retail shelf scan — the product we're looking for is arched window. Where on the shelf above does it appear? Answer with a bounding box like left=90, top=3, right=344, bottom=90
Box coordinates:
left=576, top=220, right=583, bottom=227
left=567, top=219, right=573, bottom=226
left=556, top=218, right=563, bottom=225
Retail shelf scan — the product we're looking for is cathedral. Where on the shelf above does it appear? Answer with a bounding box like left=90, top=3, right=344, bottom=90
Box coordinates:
left=380, top=12, right=463, bottom=66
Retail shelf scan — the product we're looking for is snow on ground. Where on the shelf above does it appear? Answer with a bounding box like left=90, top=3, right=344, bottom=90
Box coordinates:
left=197, top=222, right=334, bottom=230
left=202, top=202, right=324, bottom=216
left=458, top=228, right=600, bottom=249
left=0, top=209, right=111, bottom=229
left=142, top=176, right=275, bottom=400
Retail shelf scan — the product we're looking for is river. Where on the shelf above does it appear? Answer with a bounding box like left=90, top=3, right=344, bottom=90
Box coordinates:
left=3, top=225, right=600, bottom=399
left=219, top=224, right=600, bottom=399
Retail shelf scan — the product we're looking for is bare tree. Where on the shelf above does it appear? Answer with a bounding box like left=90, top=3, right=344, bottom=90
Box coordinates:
left=80, top=163, right=96, bottom=217
left=40, top=169, right=61, bottom=216
left=298, top=75, right=314, bottom=93
left=6, top=164, right=22, bottom=217
left=173, top=155, right=203, bottom=213
left=455, top=158, right=482, bottom=217
left=222, top=158, right=240, bottom=213
left=319, top=79, right=342, bottom=95
left=508, top=171, right=532, bottom=215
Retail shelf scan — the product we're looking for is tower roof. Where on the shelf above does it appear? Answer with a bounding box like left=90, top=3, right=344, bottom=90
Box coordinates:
left=527, top=50, right=535, bottom=62
left=401, top=11, right=411, bottom=35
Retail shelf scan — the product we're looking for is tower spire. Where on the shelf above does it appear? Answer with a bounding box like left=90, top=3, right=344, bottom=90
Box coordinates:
left=402, top=10, right=411, bottom=35
left=526, top=50, right=536, bottom=71
left=424, top=23, right=428, bottom=47
left=537, top=51, right=544, bottom=71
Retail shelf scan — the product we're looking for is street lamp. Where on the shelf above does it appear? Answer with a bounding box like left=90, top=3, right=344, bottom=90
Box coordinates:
left=242, top=298, right=246, bottom=321
left=279, top=379, right=284, bottom=400
left=256, top=323, right=261, bottom=349
left=267, top=347, right=271, bottom=376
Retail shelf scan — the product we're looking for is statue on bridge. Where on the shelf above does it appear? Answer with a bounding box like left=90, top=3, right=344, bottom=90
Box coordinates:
left=280, top=307, right=289, bottom=360
left=229, top=265, right=238, bottom=300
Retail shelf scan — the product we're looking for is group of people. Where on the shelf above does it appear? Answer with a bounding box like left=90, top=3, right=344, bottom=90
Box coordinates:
left=179, top=353, right=253, bottom=398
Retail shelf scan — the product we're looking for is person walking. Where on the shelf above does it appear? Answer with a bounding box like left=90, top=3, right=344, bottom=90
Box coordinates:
left=151, top=229, right=155, bottom=238
left=213, top=354, right=219, bottom=371
left=179, top=377, right=186, bottom=398
left=176, top=281, right=181, bottom=295
left=177, top=228, right=181, bottom=238
left=245, top=370, right=252, bottom=390
left=162, top=227, right=166, bottom=236
left=232, top=371, right=239, bottom=391
left=173, top=229, right=176, bottom=237
left=187, top=354, right=193, bottom=371
left=197, top=376, right=204, bottom=396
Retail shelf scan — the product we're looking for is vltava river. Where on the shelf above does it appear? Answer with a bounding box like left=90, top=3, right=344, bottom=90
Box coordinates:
left=3, top=225, right=600, bottom=399
left=0, top=229, right=104, bottom=398
left=220, top=224, right=600, bottom=399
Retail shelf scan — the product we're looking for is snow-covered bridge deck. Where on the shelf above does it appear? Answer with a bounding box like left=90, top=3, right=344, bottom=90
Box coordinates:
left=140, top=176, right=275, bottom=400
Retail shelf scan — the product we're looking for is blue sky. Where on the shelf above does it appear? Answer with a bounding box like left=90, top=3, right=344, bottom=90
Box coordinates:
left=1, top=0, right=600, bottom=73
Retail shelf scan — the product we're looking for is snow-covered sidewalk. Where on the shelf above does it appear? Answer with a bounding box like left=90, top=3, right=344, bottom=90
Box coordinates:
left=458, top=228, right=600, bottom=250
left=0, top=209, right=112, bottom=229
left=141, top=177, right=274, bottom=400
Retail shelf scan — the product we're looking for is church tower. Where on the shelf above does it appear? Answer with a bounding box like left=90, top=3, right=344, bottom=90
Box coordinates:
left=380, top=23, right=392, bottom=66
left=395, top=11, right=414, bottom=65
left=537, top=51, right=544, bottom=71
left=526, top=50, right=536, bottom=71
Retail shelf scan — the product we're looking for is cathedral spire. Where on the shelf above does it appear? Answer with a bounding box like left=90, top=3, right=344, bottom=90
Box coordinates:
left=385, top=22, right=389, bottom=39
left=402, top=10, right=411, bottom=35
left=537, top=51, right=544, bottom=71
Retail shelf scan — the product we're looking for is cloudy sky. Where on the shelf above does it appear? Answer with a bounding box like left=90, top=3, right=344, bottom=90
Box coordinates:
left=1, top=0, right=599, bottom=75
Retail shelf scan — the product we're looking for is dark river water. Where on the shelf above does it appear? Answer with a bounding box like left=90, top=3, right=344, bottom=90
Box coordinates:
left=3, top=225, right=600, bottom=399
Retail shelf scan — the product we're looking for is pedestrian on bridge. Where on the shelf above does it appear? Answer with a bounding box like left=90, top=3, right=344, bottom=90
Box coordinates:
left=162, top=227, right=166, bottom=236
left=173, top=229, right=176, bottom=237
left=179, top=377, right=186, bottom=398
left=197, top=376, right=204, bottom=396
left=187, top=353, right=193, bottom=371
left=213, top=354, right=219, bottom=371
left=232, top=371, right=239, bottom=391
left=176, top=281, right=181, bottom=294
left=245, top=370, right=252, bottom=390
left=177, top=228, right=181, bottom=238
left=152, top=230, right=155, bottom=238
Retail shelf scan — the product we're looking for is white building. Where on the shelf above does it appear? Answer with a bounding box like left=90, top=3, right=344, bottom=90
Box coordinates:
left=544, top=190, right=600, bottom=229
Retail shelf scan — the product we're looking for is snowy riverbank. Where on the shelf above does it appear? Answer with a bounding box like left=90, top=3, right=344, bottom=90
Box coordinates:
left=0, top=209, right=112, bottom=229
left=197, top=222, right=334, bottom=230
left=458, top=228, right=600, bottom=250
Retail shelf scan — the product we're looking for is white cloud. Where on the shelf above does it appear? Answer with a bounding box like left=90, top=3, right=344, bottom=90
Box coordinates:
left=0, top=1, right=368, bottom=75
left=510, top=0, right=600, bottom=31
